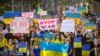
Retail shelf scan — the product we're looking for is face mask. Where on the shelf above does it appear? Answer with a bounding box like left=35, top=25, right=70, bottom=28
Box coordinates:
left=50, top=32, right=53, bottom=34
left=37, top=31, right=40, bottom=34
left=4, top=50, right=8, bottom=52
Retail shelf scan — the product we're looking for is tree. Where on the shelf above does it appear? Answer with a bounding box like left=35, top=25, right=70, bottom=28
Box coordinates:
left=0, top=6, right=5, bottom=15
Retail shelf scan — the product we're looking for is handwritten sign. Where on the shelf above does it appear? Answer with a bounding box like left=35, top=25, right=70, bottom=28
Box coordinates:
left=60, top=20, right=75, bottom=32
left=10, top=20, right=29, bottom=33
left=38, top=19, right=57, bottom=30
left=22, top=12, right=34, bottom=20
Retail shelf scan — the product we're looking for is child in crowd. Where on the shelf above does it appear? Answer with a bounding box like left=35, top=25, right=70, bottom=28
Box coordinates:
left=33, top=43, right=40, bottom=56
left=64, top=38, right=73, bottom=56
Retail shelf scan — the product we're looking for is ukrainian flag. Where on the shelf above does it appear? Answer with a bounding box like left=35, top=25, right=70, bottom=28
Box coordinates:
left=40, top=41, right=69, bottom=56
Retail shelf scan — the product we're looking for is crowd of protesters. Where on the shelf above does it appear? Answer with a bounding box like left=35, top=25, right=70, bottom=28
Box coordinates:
left=0, top=4, right=100, bottom=56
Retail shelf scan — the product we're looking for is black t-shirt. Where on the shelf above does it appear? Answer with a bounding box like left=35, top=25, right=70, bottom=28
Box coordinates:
left=83, top=41, right=95, bottom=56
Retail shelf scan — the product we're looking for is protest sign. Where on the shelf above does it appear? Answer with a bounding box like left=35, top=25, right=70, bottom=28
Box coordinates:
left=60, top=19, right=75, bottom=32
left=66, top=13, right=81, bottom=18
left=84, top=23, right=96, bottom=31
left=22, top=12, right=34, bottom=20
left=40, top=11, right=47, bottom=16
left=38, top=19, right=57, bottom=30
left=69, top=6, right=77, bottom=13
left=10, top=20, right=29, bottom=33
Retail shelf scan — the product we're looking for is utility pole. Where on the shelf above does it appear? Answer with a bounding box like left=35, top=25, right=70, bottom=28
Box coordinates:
left=11, top=0, right=14, bottom=11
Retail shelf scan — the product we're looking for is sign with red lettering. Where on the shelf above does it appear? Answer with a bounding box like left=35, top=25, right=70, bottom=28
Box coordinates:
left=22, top=12, right=33, bottom=20
left=10, top=20, right=29, bottom=33
left=38, top=19, right=57, bottom=30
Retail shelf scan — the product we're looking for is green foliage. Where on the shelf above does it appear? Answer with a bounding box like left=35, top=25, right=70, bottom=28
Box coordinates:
left=0, top=6, right=5, bottom=15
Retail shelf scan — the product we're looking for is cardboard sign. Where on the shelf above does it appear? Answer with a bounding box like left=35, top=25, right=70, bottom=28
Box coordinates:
left=38, top=19, right=57, bottom=30
left=10, top=20, right=29, bottom=33
left=60, top=20, right=75, bottom=32
left=22, top=12, right=34, bottom=19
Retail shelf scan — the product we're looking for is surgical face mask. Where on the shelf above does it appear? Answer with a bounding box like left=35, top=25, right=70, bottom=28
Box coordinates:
left=50, top=32, right=53, bottom=34
left=65, top=42, right=69, bottom=44
left=4, top=50, right=8, bottom=52
left=37, top=31, right=40, bottom=34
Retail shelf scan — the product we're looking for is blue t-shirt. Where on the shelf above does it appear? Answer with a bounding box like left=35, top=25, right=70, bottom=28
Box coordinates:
left=68, top=44, right=73, bottom=56
left=33, top=48, right=40, bottom=56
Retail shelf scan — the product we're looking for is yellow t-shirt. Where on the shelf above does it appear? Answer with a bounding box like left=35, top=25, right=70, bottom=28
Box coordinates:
left=7, top=45, right=14, bottom=51
left=0, top=37, right=7, bottom=47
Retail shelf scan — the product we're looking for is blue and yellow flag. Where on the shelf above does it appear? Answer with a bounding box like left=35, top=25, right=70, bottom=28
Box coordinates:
left=40, top=41, right=69, bottom=56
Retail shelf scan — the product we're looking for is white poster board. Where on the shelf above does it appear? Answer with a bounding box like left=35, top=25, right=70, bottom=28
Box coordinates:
left=38, top=19, right=57, bottom=30
left=10, top=20, right=29, bottom=33
left=60, top=20, right=75, bottom=32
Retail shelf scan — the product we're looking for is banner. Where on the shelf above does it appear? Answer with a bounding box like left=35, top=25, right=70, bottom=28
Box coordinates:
left=77, top=6, right=86, bottom=14
left=38, top=19, right=57, bottom=30
left=84, top=23, right=96, bottom=31
left=40, top=41, right=69, bottom=56
left=10, top=20, right=29, bottom=33
left=60, top=20, right=75, bottom=32
left=65, top=13, right=81, bottom=18
left=22, top=12, right=34, bottom=19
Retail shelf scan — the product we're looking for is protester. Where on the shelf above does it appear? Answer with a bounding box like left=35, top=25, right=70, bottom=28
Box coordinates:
left=18, top=36, right=28, bottom=56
